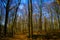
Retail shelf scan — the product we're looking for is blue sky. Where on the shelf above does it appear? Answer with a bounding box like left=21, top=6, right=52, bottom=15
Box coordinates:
left=19, top=0, right=54, bottom=9
left=19, top=0, right=54, bottom=16
left=21, top=0, right=54, bottom=3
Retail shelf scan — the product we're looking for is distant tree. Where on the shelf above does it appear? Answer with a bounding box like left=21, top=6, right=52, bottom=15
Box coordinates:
left=11, top=0, right=21, bottom=36
left=39, top=0, right=42, bottom=32
left=44, top=16, right=47, bottom=32
left=53, top=1, right=60, bottom=30
left=54, top=16, right=58, bottom=30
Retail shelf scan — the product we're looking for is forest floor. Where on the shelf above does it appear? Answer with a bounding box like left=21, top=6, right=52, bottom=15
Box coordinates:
left=0, top=34, right=29, bottom=40
left=0, top=31, right=60, bottom=40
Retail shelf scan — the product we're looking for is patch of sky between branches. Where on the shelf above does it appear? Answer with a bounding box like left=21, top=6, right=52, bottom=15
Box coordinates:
left=19, top=4, right=24, bottom=9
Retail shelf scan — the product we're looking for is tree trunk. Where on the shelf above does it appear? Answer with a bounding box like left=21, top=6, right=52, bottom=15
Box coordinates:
left=4, top=0, right=10, bottom=36
left=39, top=0, right=42, bottom=32
left=57, top=6, right=60, bottom=30
left=11, top=0, right=21, bottom=36
left=50, top=10, right=54, bottom=31
left=44, top=17, right=47, bottom=32
left=28, top=0, right=33, bottom=38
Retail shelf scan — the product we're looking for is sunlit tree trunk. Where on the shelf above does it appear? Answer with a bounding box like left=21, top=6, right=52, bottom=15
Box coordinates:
left=28, top=0, right=33, bottom=38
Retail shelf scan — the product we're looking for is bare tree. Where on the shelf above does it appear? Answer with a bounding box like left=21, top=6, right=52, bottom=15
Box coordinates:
left=4, top=0, right=21, bottom=36
left=11, top=0, right=21, bottom=36
left=39, top=0, right=42, bottom=32
left=53, top=1, right=60, bottom=30
left=4, top=0, right=10, bottom=36
left=28, top=0, right=33, bottom=38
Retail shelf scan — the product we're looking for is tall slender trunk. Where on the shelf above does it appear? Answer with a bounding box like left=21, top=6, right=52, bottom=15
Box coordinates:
left=44, top=17, right=47, bottom=32
left=0, top=8, right=2, bottom=36
left=57, top=6, right=60, bottom=30
left=50, top=10, right=54, bottom=31
left=12, top=11, right=17, bottom=36
left=39, top=0, right=42, bottom=32
left=55, top=0, right=60, bottom=30
left=28, top=0, right=33, bottom=38
left=4, top=0, right=10, bottom=36
left=57, top=10, right=60, bottom=30
left=12, top=5, right=21, bottom=36
left=11, top=0, right=21, bottom=36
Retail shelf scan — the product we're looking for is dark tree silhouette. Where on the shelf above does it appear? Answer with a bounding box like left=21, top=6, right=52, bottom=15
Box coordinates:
left=4, top=0, right=10, bottom=36
left=4, top=0, right=21, bottom=36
